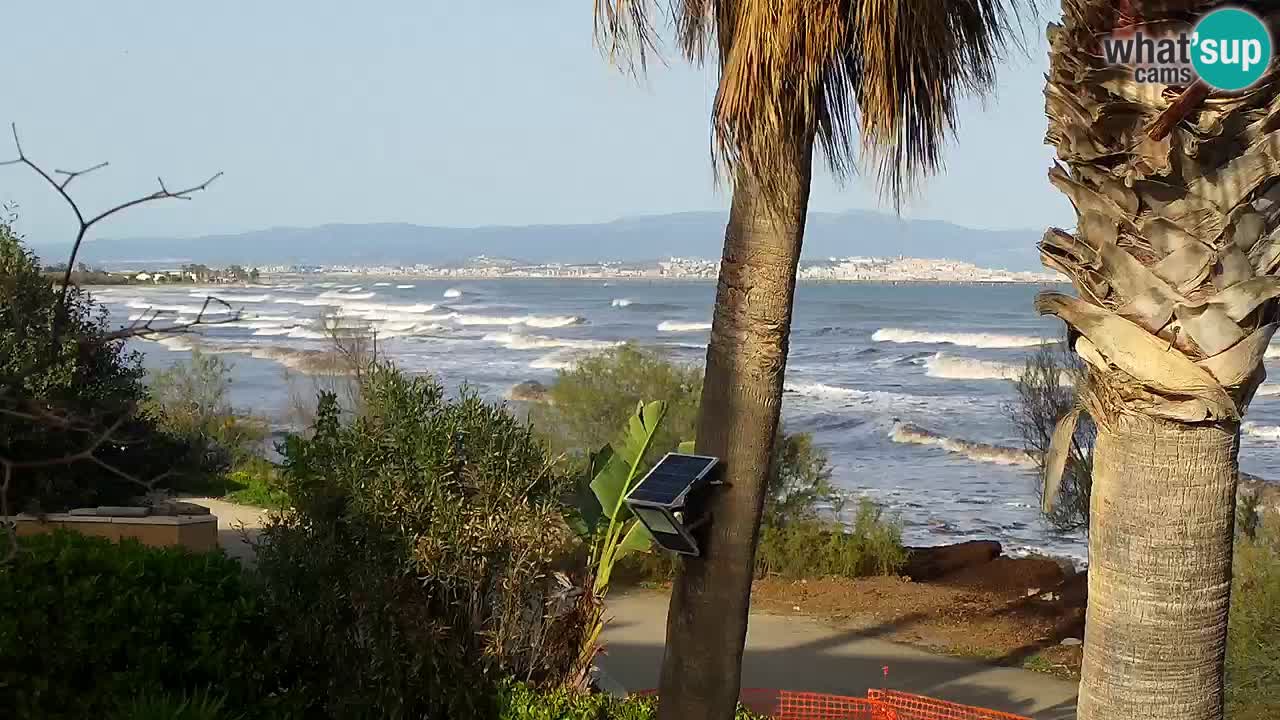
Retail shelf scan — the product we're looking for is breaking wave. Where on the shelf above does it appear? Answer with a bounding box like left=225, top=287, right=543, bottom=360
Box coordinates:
left=1243, top=422, right=1280, bottom=441
left=657, top=320, right=712, bottom=333
left=443, top=288, right=462, bottom=298
left=483, top=332, right=619, bottom=351
left=890, top=421, right=1034, bottom=467
left=611, top=298, right=633, bottom=307
left=872, top=328, right=1045, bottom=349
left=453, top=314, right=584, bottom=328
left=923, top=353, right=1021, bottom=381
left=396, top=284, right=416, bottom=289
left=529, top=349, right=583, bottom=370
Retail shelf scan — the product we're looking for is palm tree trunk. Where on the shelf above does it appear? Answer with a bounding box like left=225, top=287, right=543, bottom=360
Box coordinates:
left=1081, top=414, right=1238, bottom=720
left=1040, top=4, right=1280, bottom=719
left=657, top=133, right=814, bottom=720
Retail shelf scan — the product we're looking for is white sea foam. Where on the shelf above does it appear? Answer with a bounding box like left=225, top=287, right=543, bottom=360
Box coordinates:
left=530, top=349, right=581, bottom=370
left=317, top=290, right=375, bottom=301
left=443, top=288, right=462, bottom=298
left=872, top=328, right=1045, bottom=349
left=890, top=421, right=1034, bottom=467
left=657, top=320, right=712, bottom=333
left=453, top=314, right=584, bottom=328
left=525, top=315, right=585, bottom=329
left=1243, top=422, right=1280, bottom=440
left=483, top=332, right=619, bottom=351
left=396, top=284, right=415, bottom=289
left=611, top=298, right=633, bottom=307
left=923, top=353, right=1021, bottom=381
left=191, top=292, right=271, bottom=303
left=253, top=327, right=294, bottom=336
left=347, top=286, right=364, bottom=292
left=373, top=282, right=391, bottom=287
left=287, top=328, right=329, bottom=340
left=1256, top=384, right=1280, bottom=397
left=1267, top=345, right=1280, bottom=359
left=124, top=299, right=232, bottom=316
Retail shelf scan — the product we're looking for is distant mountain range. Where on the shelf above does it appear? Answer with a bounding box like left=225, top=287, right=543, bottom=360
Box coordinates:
left=38, top=210, right=1044, bottom=271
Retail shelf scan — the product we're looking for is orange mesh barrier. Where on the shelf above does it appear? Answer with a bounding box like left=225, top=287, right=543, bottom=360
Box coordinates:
left=738, top=689, right=889, bottom=719
left=632, top=688, right=1031, bottom=720
left=867, top=690, right=1031, bottom=720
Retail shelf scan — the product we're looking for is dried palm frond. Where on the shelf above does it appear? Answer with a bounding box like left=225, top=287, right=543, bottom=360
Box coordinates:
left=593, top=0, right=1030, bottom=205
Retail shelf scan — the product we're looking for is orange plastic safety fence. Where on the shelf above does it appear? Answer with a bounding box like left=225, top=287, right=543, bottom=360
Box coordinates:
left=738, top=689, right=890, bottom=719
left=866, top=690, right=1031, bottom=720
left=632, top=689, right=1031, bottom=720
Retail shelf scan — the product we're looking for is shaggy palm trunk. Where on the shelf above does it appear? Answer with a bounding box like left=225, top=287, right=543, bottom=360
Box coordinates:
left=657, top=133, right=814, bottom=720
left=1041, top=3, right=1280, bottom=720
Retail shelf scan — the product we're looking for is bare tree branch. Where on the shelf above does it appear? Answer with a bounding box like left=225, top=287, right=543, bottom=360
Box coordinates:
left=0, top=123, right=223, bottom=339
left=100, top=296, right=242, bottom=342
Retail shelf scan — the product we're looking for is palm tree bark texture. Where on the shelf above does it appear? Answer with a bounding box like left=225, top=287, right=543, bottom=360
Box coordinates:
left=1039, top=2, right=1279, bottom=719
left=659, top=141, right=814, bottom=720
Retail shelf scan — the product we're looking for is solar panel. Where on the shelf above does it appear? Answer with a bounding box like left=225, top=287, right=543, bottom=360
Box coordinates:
left=627, top=453, right=718, bottom=506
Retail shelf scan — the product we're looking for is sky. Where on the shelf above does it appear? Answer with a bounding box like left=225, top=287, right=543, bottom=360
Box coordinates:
left=1, top=1, right=1073, bottom=248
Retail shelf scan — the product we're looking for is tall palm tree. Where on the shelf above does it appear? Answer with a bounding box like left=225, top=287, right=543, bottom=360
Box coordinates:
left=594, top=2, right=1024, bottom=717
left=1039, top=2, right=1278, bottom=719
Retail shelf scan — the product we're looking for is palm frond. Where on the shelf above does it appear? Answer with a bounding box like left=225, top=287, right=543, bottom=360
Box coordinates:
left=594, top=0, right=1030, bottom=207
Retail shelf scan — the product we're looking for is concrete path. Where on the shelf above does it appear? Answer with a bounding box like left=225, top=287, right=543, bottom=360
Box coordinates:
left=195, top=499, right=1078, bottom=719
left=601, top=592, right=1077, bottom=720
left=184, top=497, right=267, bottom=566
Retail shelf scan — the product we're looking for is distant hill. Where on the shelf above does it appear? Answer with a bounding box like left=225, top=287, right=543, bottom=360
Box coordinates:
left=38, top=210, right=1043, bottom=271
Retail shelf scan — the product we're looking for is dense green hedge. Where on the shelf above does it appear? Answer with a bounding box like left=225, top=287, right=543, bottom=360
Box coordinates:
left=0, top=532, right=291, bottom=719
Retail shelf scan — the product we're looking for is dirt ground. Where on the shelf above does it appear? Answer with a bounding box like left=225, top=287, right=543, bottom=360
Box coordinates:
left=743, top=556, right=1087, bottom=678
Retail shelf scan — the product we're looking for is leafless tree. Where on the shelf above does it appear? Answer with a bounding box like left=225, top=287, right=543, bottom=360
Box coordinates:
left=1, top=125, right=233, bottom=560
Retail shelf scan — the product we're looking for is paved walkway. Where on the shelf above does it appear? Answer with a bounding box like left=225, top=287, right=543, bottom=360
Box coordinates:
left=194, top=499, right=1077, bottom=719
left=602, top=592, right=1077, bottom=720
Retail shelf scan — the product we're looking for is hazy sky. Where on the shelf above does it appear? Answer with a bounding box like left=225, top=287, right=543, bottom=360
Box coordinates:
left=2, top=1, right=1072, bottom=247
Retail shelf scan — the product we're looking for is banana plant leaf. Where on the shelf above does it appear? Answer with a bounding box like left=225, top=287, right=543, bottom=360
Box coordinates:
left=589, top=400, right=668, bottom=522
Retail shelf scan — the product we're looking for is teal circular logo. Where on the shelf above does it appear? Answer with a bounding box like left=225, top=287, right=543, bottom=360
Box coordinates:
left=1192, top=8, right=1272, bottom=91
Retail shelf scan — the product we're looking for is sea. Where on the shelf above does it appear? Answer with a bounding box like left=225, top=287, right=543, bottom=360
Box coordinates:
left=93, top=278, right=1280, bottom=566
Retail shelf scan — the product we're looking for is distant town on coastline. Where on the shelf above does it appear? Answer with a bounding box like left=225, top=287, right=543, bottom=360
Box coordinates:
left=54, top=255, right=1059, bottom=284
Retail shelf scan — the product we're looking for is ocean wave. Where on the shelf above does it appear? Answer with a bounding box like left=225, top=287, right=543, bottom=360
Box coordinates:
left=923, top=353, right=1021, bottom=381
left=483, top=332, right=619, bottom=352
left=373, top=282, right=391, bottom=287
left=890, top=421, right=1034, bottom=467
left=657, top=320, right=712, bottom=333
left=287, top=328, right=329, bottom=340
left=1243, top=422, right=1280, bottom=440
left=317, top=290, right=375, bottom=300
left=611, top=298, right=633, bottom=307
left=454, top=314, right=584, bottom=328
left=872, top=328, right=1046, bottom=349
left=530, top=349, right=581, bottom=370
left=396, top=284, right=415, bottom=289
left=1256, top=384, right=1280, bottom=397
left=253, top=327, right=294, bottom=336
left=190, top=292, right=271, bottom=303
left=443, top=288, right=462, bottom=298
left=124, top=300, right=232, bottom=316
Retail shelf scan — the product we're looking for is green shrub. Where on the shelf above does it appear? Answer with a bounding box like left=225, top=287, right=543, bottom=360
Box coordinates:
left=494, top=684, right=767, bottom=720
left=255, top=364, right=591, bottom=719
left=145, top=350, right=271, bottom=492
left=535, top=345, right=841, bottom=526
left=0, top=532, right=287, bottom=720
left=1, top=222, right=189, bottom=511
left=1228, top=512, right=1280, bottom=719
left=756, top=500, right=907, bottom=579
left=110, top=688, right=238, bottom=720
left=221, top=456, right=289, bottom=510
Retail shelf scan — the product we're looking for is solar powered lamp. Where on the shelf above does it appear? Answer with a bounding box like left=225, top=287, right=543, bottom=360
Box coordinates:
left=624, top=453, right=720, bottom=556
